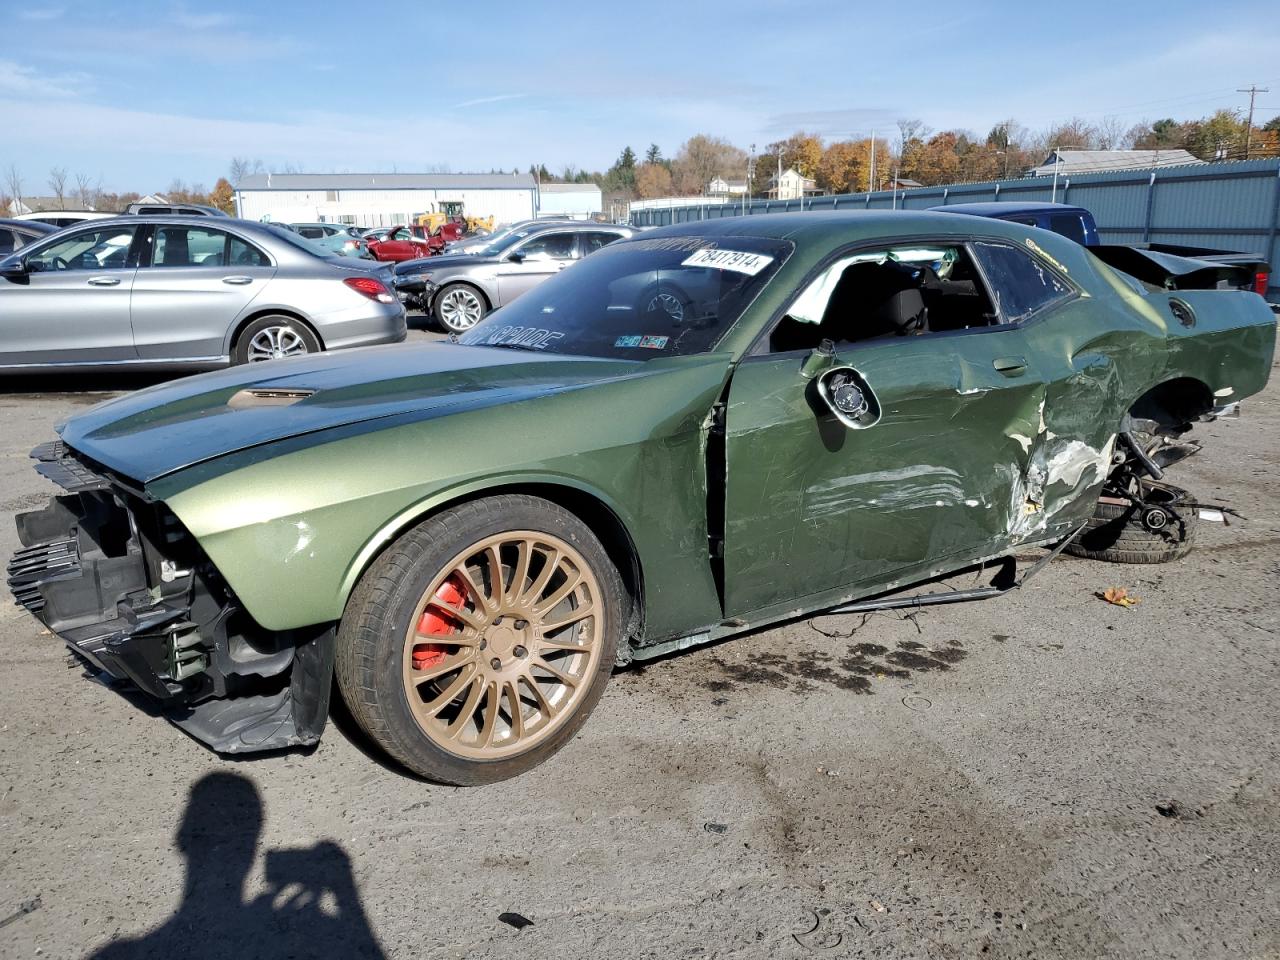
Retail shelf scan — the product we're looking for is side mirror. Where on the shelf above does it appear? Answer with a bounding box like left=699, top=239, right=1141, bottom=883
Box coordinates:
left=0, top=257, right=28, bottom=280
left=816, top=366, right=881, bottom=430
left=506, top=251, right=524, bottom=263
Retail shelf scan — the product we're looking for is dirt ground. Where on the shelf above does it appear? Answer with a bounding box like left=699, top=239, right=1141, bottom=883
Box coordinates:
left=1, top=333, right=1277, bottom=960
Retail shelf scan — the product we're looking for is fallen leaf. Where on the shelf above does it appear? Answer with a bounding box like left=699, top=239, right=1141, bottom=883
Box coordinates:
left=1101, top=587, right=1140, bottom=608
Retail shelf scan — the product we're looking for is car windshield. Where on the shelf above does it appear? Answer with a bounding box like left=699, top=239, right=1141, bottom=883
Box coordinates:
left=458, top=235, right=793, bottom=359
left=482, top=229, right=535, bottom=254
left=263, top=224, right=336, bottom=258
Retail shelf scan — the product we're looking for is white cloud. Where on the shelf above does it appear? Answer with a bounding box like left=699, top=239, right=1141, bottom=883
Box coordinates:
left=169, top=6, right=235, bottom=30
left=0, top=59, right=88, bottom=98
left=18, top=6, right=65, bottom=20
left=450, top=94, right=529, bottom=110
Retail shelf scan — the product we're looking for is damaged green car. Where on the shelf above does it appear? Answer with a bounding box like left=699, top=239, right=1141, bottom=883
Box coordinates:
left=9, top=212, right=1275, bottom=784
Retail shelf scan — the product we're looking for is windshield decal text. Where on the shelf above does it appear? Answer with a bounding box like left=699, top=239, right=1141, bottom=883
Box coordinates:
left=479, top=326, right=565, bottom=350
left=682, top=248, right=775, bottom=275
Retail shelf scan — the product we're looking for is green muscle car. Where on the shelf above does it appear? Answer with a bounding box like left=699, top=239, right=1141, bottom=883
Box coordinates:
left=8, top=212, right=1275, bottom=784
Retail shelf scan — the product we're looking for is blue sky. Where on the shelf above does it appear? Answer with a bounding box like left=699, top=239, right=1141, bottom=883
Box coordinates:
left=3, top=0, right=1279, bottom=193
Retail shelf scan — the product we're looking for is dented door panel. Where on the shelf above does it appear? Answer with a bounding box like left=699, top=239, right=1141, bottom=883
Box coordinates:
left=722, top=326, right=1046, bottom=618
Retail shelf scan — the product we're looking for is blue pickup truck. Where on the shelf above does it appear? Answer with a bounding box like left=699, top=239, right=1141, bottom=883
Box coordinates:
left=933, top=201, right=1272, bottom=301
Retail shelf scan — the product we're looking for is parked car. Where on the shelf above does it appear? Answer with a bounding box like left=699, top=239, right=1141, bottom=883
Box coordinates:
left=0, top=217, right=58, bottom=256
left=125, top=201, right=229, bottom=217
left=933, top=201, right=1271, bottom=297
left=442, top=218, right=575, bottom=256
left=366, top=221, right=467, bottom=262
left=9, top=211, right=1274, bottom=784
left=14, top=210, right=116, bottom=228
left=394, top=222, right=637, bottom=332
left=291, top=222, right=371, bottom=259
left=0, top=215, right=405, bottom=370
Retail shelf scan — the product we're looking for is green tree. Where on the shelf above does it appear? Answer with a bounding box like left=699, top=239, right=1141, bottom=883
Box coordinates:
left=645, top=143, right=663, bottom=165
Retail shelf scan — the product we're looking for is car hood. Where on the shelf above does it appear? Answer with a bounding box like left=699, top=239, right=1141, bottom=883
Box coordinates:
left=60, top=343, right=661, bottom=483
left=394, top=253, right=489, bottom=275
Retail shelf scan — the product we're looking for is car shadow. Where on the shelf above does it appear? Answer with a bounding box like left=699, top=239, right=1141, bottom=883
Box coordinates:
left=85, top=771, right=388, bottom=959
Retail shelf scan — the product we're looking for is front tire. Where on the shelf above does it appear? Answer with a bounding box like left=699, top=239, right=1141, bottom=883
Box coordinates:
left=335, top=495, right=622, bottom=784
left=433, top=282, right=487, bottom=333
left=233, top=315, right=320, bottom=364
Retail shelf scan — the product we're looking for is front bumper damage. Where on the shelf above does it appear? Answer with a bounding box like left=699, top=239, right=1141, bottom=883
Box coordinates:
left=7, top=441, right=333, bottom=754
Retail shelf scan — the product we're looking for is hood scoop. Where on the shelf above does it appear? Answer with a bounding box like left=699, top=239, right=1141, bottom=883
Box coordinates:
left=227, top=387, right=316, bottom=410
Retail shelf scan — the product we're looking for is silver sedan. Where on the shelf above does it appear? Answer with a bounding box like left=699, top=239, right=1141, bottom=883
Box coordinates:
left=393, top=222, right=635, bottom=333
left=0, top=216, right=407, bottom=371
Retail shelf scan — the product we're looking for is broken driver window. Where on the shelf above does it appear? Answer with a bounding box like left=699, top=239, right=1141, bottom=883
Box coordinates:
left=768, top=244, right=997, bottom=353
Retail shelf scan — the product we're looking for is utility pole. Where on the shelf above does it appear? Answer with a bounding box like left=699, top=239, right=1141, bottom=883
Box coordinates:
left=869, top=131, right=876, bottom=194
left=1239, top=85, right=1269, bottom=160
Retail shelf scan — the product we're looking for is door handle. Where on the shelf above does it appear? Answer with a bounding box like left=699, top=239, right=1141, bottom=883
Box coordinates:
left=993, top=356, right=1028, bottom=377
left=222, top=276, right=253, bottom=285
left=87, top=276, right=120, bottom=286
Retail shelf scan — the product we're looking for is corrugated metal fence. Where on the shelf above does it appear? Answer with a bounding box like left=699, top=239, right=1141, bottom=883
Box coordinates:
left=629, top=158, right=1280, bottom=301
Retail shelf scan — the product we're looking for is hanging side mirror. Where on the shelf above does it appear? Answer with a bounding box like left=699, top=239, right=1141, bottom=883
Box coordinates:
left=799, top=338, right=836, bottom=380
left=816, top=366, right=881, bottom=430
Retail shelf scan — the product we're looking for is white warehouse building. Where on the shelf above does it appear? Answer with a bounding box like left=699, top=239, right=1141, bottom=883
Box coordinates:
left=536, top=182, right=603, bottom=219
left=235, top=172, right=539, bottom=227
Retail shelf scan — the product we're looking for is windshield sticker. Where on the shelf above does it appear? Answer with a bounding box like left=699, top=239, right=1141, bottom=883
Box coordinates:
left=1024, top=238, right=1069, bottom=274
left=682, top=248, right=775, bottom=275
left=478, top=325, right=565, bottom=350
left=614, top=335, right=669, bottom=349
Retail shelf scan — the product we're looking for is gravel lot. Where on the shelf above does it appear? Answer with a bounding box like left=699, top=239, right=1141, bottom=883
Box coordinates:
left=1, top=329, right=1277, bottom=960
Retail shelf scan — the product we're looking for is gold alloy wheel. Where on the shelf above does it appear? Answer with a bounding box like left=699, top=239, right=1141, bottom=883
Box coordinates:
left=401, top=531, right=604, bottom=760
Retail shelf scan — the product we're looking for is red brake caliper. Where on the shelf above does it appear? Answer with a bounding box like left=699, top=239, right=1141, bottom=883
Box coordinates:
left=412, top=574, right=467, bottom=670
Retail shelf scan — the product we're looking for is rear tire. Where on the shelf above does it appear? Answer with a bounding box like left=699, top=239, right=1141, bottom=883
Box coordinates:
left=335, top=495, right=623, bottom=785
left=233, top=315, right=320, bottom=364
left=1064, top=482, right=1197, bottom=563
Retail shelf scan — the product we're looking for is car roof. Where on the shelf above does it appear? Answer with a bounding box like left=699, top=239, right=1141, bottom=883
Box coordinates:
left=0, top=218, right=59, bottom=234
left=930, top=201, right=1088, bottom=216
left=49, top=215, right=283, bottom=238
left=635, top=210, right=1036, bottom=245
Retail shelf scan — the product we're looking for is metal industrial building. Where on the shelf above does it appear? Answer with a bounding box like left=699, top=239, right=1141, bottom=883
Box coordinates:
left=535, top=182, right=603, bottom=219
left=234, top=173, right=539, bottom=227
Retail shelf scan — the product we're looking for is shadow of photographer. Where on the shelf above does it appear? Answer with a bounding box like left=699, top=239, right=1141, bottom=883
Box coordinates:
left=89, top=771, right=385, bottom=959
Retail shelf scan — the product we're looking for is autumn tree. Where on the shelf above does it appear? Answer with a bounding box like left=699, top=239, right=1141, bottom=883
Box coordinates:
left=635, top=162, right=673, bottom=199
left=1181, top=109, right=1247, bottom=159
left=210, top=177, right=235, bottom=214
left=767, top=131, right=824, bottom=178
left=670, top=134, right=747, bottom=195
left=815, top=140, right=860, bottom=194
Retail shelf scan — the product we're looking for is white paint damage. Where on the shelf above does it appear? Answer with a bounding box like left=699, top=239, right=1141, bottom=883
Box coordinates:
left=1009, top=434, right=1116, bottom=542
left=1214, top=386, right=1235, bottom=397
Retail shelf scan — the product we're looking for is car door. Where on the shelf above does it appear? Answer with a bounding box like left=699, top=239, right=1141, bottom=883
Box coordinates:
left=0, top=223, right=141, bottom=366
left=129, top=225, right=277, bottom=361
left=495, top=231, right=578, bottom=303
left=720, top=241, right=1051, bottom=617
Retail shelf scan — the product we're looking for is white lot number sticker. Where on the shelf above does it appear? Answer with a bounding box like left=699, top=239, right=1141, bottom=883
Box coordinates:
left=681, top=248, right=774, bottom=275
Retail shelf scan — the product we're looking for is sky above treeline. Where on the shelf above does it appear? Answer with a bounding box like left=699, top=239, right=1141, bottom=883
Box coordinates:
left=3, top=0, right=1279, bottom=191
